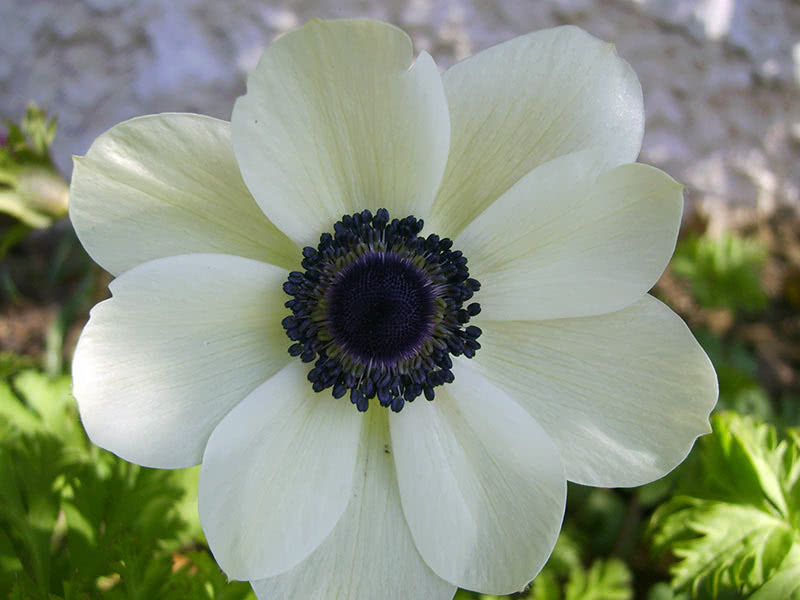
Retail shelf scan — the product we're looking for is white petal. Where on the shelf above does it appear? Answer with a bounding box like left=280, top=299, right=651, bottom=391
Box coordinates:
left=458, top=158, right=683, bottom=320
left=252, top=408, right=455, bottom=600
left=232, top=19, right=450, bottom=247
left=472, top=295, right=718, bottom=487
left=390, top=366, right=566, bottom=595
left=429, top=25, right=643, bottom=238
left=69, top=114, right=298, bottom=276
left=72, top=254, right=290, bottom=468
left=199, top=361, right=362, bottom=581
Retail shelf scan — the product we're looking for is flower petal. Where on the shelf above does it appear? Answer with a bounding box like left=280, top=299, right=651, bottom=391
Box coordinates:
left=252, top=408, right=454, bottom=600
left=472, top=295, right=718, bottom=487
left=199, top=361, right=362, bottom=581
left=232, top=19, right=450, bottom=247
left=458, top=156, right=683, bottom=320
left=390, top=365, right=566, bottom=595
left=428, top=25, right=643, bottom=238
left=69, top=114, right=298, bottom=276
left=72, top=253, right=290, bottom=469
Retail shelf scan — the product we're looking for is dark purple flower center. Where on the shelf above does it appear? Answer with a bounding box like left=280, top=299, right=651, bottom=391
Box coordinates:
left=282, top=208, right=481, bottom=413
left=326, top=252, right=435, bottom=365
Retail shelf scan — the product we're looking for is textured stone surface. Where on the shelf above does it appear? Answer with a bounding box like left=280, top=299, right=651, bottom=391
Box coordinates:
left=2, top=0, right=798, bottom=222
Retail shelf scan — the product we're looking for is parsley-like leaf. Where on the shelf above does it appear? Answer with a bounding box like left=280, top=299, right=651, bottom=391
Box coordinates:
left=650, top=412, right=800, bottom=598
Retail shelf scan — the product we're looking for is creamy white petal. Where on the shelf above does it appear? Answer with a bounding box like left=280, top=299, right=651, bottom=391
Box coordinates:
left=69, top=114, right=298, bottom=276
left=199, top=361, right=362, bottom=581
left=232, top=19, right=450, bottom=247
left=252, top=408, right=454, bottom=600
left=390, top=366, right=566, bottom=595
left=457, top=158, right=683, bottom=320
left=72, top=253, right=290, bottom=469
left=472, top=295, right=718, bottom=487
left=428, top=25, right=643, bottom=238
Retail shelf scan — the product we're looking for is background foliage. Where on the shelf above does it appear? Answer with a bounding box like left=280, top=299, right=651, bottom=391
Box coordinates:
left=2, top=108, right=799, bottom=599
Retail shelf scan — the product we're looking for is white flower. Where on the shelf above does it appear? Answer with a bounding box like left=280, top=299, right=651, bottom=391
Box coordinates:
left=70, top=18, right=718, bottom=599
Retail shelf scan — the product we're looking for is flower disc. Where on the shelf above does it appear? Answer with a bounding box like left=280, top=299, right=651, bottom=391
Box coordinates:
left=327, top=252, right=436, bottom=365
left=282, top=208, right=482, bottom=412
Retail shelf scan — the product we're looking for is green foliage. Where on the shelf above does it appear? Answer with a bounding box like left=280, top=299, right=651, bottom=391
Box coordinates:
left=694, top=331, right=775, bottom=422
left=166, top=551, right=254, bottom=600
left=0, top=368, right=254, bottom=600
left=562, top=559, right=632, bottom=600
left=455, top=531, right=633, bottom=600
left=529, top=533, right=632, bottom=600
left=646, top=582, right=690, bottom=600
left=0, top=352, right=37, bottom=380
left=5, top=367, right=798, bottom=599
left=671, top=232, right=768, bottom=313
left=0, top=104, right=68, bottom=233
left=1, top=104, right=57, bottom=164
left=650, top=412, right=800, bottom=598
left=567, top=486, right=629, bottom=557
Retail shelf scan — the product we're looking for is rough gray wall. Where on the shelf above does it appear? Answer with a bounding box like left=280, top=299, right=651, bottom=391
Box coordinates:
left=3, top=0, right=798, bottom=224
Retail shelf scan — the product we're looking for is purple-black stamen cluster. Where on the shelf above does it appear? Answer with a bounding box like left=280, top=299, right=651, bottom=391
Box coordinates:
left=282, top=208, right=481, bottom=413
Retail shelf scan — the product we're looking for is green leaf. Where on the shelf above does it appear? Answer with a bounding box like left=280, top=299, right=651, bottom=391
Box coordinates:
left=60, top=456, right=188, bottom=596
left=665, top=500, right=791, bottom=594
left=528, top=570, right=561, bottom=600
left=0, top=370, right=240, bottom=598
left=13, top=371, right=77, bottom=433
left=167, top=551, right=256, bottom=600
left=524, top=530, right=633, bottom=600
left=650, top=412, right=800, bottom=597
left=647, top=582, right=690, bottom=600
left=750, top=566, right=800, bottom=599
left=564, top=558, right=632, bottom=600
left=671, top=232, right=768, bottom=313
left=0, top=352, right=37, bottom=380
left=0, top=105, right=66, bottom=230
left=1, top=104, right=58, bottom=167
left=0, top=370, right=86, bottom=454
left=0, top=431, right=74, bottom=597
left=0, top=189, right=52, bottom=227
left=693, top=331, right=774, bottom=421
left=170, top=465, right=204, bottom=544
left=0, top=378, right=43, bottom=434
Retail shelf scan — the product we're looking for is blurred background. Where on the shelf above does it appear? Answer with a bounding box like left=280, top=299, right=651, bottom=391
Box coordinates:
left=1, top=1, right=799, bottom=599
left=4, top=0, right=799, bottom=219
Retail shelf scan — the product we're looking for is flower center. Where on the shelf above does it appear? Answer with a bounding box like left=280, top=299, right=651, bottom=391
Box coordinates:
left=282, top=208, right=481, bottom=412
left=327, top=252, right=435, bottom=364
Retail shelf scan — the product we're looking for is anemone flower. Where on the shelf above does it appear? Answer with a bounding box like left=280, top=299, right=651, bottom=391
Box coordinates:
left=70, top=18, right=718, bottom=599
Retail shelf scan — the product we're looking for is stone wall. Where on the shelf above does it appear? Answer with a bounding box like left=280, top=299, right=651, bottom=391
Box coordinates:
left=3, top=0, right=798, bottom=224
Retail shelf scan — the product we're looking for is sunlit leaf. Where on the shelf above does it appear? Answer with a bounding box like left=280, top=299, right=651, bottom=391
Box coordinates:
left=524, top=530, right=633, bottom=600
left=0, top=104, right=66, bottom=229
left=646, top=582, right=689, bottom=600
left=672, top=233, right=768, bottom=313
left=0, top=431, right=74, bottom=597
left=0, top=369, right=241, bottom=598
left=564, top=558, right=632, bottom=600
left=650, top=412, right=800, bottom=598
left=167, top=551, right=256, bottom=599
left=750, top=561, right=800, bottom=599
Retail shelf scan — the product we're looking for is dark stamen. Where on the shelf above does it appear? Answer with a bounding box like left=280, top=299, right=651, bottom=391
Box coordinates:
left=281, top=208, right=481, bottom=412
